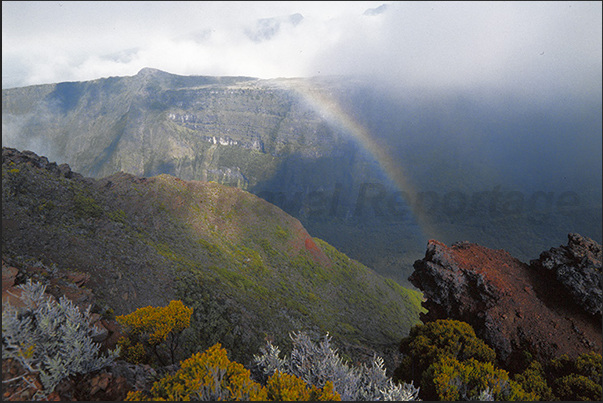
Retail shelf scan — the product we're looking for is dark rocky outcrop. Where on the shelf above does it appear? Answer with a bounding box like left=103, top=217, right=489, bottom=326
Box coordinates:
left=410, top=237, right=602, bottom=371
left=2, top=146, right=82, bottom=179
left=530, top=233, right=602, bottom=319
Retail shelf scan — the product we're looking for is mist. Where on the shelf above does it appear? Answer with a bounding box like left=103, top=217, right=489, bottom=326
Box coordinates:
left=3, top=2, right=601, bottom=103
left=3, top=1, right=601, bottom=242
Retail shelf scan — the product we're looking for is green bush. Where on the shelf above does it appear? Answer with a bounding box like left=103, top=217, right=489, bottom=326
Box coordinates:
left=108, top=208, right=127, bottom=224
left=575, top=352, right=603, bottom=381
left=429, top=356, right=536, bottom=401
left=547, top=352, right=602, bottom=401
left=513, top=360, right=555, bottom=401
left=554, top=373, right=602, bottom=401
left=73, top=193, right=103, bottom=218
left=394, top=319, right=602, bottom=401
left=394, top=319, right=496, bottom=399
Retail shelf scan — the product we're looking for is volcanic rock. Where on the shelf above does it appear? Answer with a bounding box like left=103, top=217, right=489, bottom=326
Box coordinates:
left=2, top=261, right=19, bottom=291
left=530, top=233, right=602, bottom=319
left=2, top=146, right=81, bottom=179
left=410, top=237, right=602, bottom=370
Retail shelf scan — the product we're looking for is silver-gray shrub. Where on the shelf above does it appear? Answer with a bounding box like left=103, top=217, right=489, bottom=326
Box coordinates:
left=2, top=279, right=119, bottom=399
left=253, top=331, right=420, bottom=401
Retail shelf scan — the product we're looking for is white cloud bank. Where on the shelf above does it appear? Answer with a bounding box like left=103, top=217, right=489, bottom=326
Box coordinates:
left=2, top=1, right=602, bottom=101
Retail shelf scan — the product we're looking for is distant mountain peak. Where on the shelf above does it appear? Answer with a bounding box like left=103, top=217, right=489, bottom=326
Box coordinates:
left=136, top=67, right=166, bottom=77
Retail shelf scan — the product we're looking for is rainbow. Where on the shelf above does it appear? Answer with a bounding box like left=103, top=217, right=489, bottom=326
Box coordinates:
left=279, top=79, right=439, bottom=242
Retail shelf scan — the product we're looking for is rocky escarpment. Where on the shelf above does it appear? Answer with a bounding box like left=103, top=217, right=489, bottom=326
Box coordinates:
left=530, top=233, right=602, bottom=319
left=1, top=147, right=82, bottom=179
left=1, top=69, right=362, bottom=185
left=4, top=67, right=602, bottom=293
left=410, top=236, right=602, bottom=371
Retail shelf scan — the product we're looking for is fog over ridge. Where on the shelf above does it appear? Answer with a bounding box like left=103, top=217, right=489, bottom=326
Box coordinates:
left=3, top=1, right=601, bottom=104
left=2, top=1, right=601, bottom=229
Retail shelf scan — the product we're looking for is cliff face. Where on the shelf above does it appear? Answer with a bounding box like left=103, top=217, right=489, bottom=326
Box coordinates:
left=1, top=69, right=369, bottom=190
left=410, top=235, right=602, bottom=370
left=2, top=69, right=422, bottom=286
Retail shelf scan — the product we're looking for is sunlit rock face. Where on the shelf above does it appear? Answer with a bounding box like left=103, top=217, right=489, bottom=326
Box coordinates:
left=410, top=236, right=602, bottom=371
left=1, top=70, right=368, bottom=192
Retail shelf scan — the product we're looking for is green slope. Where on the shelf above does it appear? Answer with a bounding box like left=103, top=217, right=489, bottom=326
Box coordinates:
left=2, top=147, right=424, bottom=367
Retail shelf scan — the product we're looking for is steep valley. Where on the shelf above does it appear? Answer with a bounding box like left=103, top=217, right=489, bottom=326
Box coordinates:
left=2, top=68, right=601, bottom=286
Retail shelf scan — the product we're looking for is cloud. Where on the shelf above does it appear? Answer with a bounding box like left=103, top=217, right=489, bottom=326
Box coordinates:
left=2, top=0, right=601, bottom=104
left=1, top=1, right=383, bottom=85
left=310, top=1, right=602, bottom=101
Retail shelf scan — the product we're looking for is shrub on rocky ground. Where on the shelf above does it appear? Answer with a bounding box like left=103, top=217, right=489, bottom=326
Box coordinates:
left=253, top=331, right=420, bottom=401
left=2, top=280, right=118, bottom=399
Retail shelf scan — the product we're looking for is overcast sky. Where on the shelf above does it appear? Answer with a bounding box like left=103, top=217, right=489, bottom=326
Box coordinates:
left=2, top=1, right=602, bottom=101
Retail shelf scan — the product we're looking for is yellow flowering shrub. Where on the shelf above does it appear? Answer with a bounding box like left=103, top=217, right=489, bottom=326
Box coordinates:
left=125, top=344, right=341, bottom=401
left=116, top=300, right=193, bottom=365
left=430, top=356, right=536, bottom=401
left=116, top=337, right=148, bottom=365
left=265, top=371, right=341, bottom=401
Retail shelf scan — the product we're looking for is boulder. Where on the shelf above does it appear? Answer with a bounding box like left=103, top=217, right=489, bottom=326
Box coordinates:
left=2, top=261, right=19, bottom=291
left=530, top=233, right=602, bottom=318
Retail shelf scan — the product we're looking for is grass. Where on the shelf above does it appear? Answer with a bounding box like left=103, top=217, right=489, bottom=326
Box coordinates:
left=2, top=153, right=425, bottom=368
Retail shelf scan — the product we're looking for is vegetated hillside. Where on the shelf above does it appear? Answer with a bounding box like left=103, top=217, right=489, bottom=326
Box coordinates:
left=1, top=147, right=424, bottom=367
left=3, top=68, right=601, bottom=286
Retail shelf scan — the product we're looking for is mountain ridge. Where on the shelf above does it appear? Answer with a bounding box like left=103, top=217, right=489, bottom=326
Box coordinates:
left=1, top=146, right=424, bottom=368
left=3, top=68, right=601, bottom=286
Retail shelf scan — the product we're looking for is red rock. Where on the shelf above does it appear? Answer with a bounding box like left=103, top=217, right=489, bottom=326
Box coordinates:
left=65, top=271, right=91, bottom=287
left=90, top=385, right=101, bottom=396
left=57, top=283, right=93, bottom=306
left=410, top=237, right=602, bottom=371
left=91, top=321, right=109, bottom=343
left=100, top=319, right=124, bottom=350
left=2, top=262, right=19, bottom=292
left=305, top=237, right=318, bottom=251
left=2, top=287, right=26, bottom=310
left=89, top=312, right=101, bottom=324
left=100, top=318, right=120, bottom=333
left=98, top=374, right=110, bottom=390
